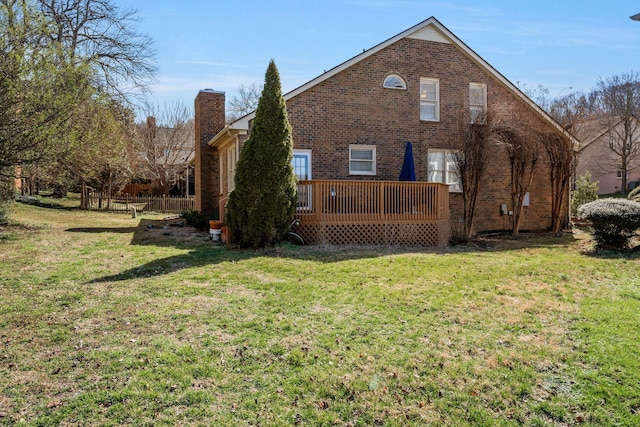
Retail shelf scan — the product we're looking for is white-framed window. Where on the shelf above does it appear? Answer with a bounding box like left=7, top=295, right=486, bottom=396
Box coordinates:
left=428, top=149, right=461, bottom=192
left=617, top=163, right=626, bottom=179
left=420, top=77, right=439, bottom=121
left=226, top=145, right=237, bottom=192
left=292, top=150, right=311, bottom=181
left=469, top=82, right=487, bottom=124
left=349, top=145, right=376, bottom=175
left=383, top=74, right=407, bottom=90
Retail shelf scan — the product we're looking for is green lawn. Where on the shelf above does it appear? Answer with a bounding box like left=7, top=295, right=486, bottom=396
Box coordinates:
left=1, top=196, right=639, bottom=426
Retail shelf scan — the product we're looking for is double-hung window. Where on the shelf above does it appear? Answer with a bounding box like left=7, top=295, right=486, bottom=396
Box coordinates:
left=469, top=82, right=487, bottom=124
left=292, top=150, right=311, bottom=181
left=428, top=149, right=461, bottom=192
left=349, top=145, right=376, bottom=175
left=420, top=78, right=439, bottom=121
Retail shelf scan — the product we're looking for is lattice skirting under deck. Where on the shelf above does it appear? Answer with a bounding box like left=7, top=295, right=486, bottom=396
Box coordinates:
left=293, top=221, right=449, bottom=248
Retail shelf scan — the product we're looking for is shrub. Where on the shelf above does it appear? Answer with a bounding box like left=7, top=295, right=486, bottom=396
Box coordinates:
left=15, top=194, right=42, bottom=206
left=572, top=172, right=599, bottom=218
left=627, top=186, right=640, bottom=202
left=181, top=211, right=218, bottom=232
left=578, top=198, right=640, bottom=249
left=226, top=60, right=297, bottom=248
left=15, top=194, right=65, bottom=209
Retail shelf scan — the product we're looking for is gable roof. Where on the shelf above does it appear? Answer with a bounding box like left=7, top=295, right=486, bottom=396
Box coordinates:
left=217, top=16, right=575, bottom=145
left=572, top=118, right=615, bottom=151
left=575, top=115, right=640, bottom=152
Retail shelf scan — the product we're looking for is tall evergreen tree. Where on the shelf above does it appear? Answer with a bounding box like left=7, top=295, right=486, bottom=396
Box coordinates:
left=226, top=60, right=297, bottom=248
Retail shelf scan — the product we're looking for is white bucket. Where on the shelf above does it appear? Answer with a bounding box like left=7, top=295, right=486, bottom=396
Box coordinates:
left=210, top=228, right=222, bottom=241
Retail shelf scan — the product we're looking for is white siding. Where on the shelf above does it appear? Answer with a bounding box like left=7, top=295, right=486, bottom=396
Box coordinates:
left=406, top=26, right=451, bottom=44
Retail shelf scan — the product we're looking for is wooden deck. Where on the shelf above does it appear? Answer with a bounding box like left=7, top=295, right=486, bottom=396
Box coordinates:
left=293, top=180, right=450, bottom=247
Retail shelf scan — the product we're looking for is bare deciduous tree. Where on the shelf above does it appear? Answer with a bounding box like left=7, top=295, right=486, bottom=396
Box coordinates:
left=548, top=91, right=595, bottom=128
left=36, top=0, right=157, bottom=101
left=227, top=83, right=261, bottom=122
left=494, top=112, right=539, bottom=235
left=451, top=107, right=492, bottom=241
left=519, top=82, right=551, bottom=112
left=543, top=91, right=588, bottom=232
left=540, top=131, right=575, bottom=233
left=594, top=72, right=640, bottom=194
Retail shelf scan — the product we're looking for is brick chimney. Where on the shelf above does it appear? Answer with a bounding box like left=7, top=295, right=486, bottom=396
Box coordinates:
left=194, top=89, right=225, bottom=213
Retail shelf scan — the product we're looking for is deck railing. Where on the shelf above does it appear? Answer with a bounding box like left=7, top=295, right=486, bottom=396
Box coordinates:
left=295, top=180, right=449, bottom=224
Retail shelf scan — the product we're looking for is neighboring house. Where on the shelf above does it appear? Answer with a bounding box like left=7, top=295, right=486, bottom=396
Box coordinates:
left=126, top=117, right=195, bottom=196
left=574, top=117, right=640, bottom=195
left=194, top=17, right=573, bottom=246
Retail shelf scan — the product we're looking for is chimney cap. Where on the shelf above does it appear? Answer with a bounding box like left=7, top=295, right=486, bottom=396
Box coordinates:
left=200, top=88, right=225, bottom=94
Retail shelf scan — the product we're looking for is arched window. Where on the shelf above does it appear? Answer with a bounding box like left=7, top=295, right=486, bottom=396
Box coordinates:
left=383, top=74, right=406, bottom=90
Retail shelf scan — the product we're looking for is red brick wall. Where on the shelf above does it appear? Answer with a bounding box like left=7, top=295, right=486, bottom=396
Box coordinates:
left=282, top=37, right=563, bottom=233
left=194, top=90, right=225, bottom=213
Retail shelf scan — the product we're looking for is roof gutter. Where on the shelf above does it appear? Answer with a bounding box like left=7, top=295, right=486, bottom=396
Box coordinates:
left=207, top=126, right=247, bottom=149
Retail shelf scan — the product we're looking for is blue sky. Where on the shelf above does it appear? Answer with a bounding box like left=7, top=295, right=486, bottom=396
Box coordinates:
left=118, top=1, right=640, bottom=116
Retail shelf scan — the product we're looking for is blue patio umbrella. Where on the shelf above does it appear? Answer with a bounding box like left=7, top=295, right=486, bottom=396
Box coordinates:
left=399, top=141, right=416, bottom=181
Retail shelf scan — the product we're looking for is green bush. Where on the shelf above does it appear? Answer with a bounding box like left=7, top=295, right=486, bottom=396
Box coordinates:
left=181, top=211, right=218, bottom=232
left=14, top=194, right=65, bottom=209
left=572, top=172, right=599, bottom=218
left=578, top=198, right=640, bottom=249
left=627, top=186, right=640, bottom=202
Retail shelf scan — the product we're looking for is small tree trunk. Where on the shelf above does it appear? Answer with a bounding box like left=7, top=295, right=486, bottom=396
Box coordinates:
left=107, top=175, right=112, bottom=211
left=621, top=154, right=628, bottom=194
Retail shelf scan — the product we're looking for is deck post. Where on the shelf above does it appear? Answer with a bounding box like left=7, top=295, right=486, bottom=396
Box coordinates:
left=379, top=182, right=385, bottom=221
left=312, top=181, right=321, bottom=223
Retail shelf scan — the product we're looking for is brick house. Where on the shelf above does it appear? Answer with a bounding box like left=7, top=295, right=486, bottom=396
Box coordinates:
left=194, top=17, right=573, bottom=246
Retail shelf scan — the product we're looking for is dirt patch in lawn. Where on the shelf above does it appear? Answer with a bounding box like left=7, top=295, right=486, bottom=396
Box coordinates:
left=453, top=229, right=580, bottom=252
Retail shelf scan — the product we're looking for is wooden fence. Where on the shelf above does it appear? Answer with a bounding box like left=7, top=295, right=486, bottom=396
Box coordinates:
left=86, top=192, right=195, bottom=214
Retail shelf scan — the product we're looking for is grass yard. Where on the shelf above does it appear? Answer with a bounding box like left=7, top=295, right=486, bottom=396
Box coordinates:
left=1, top=196, right=639, bottom=426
